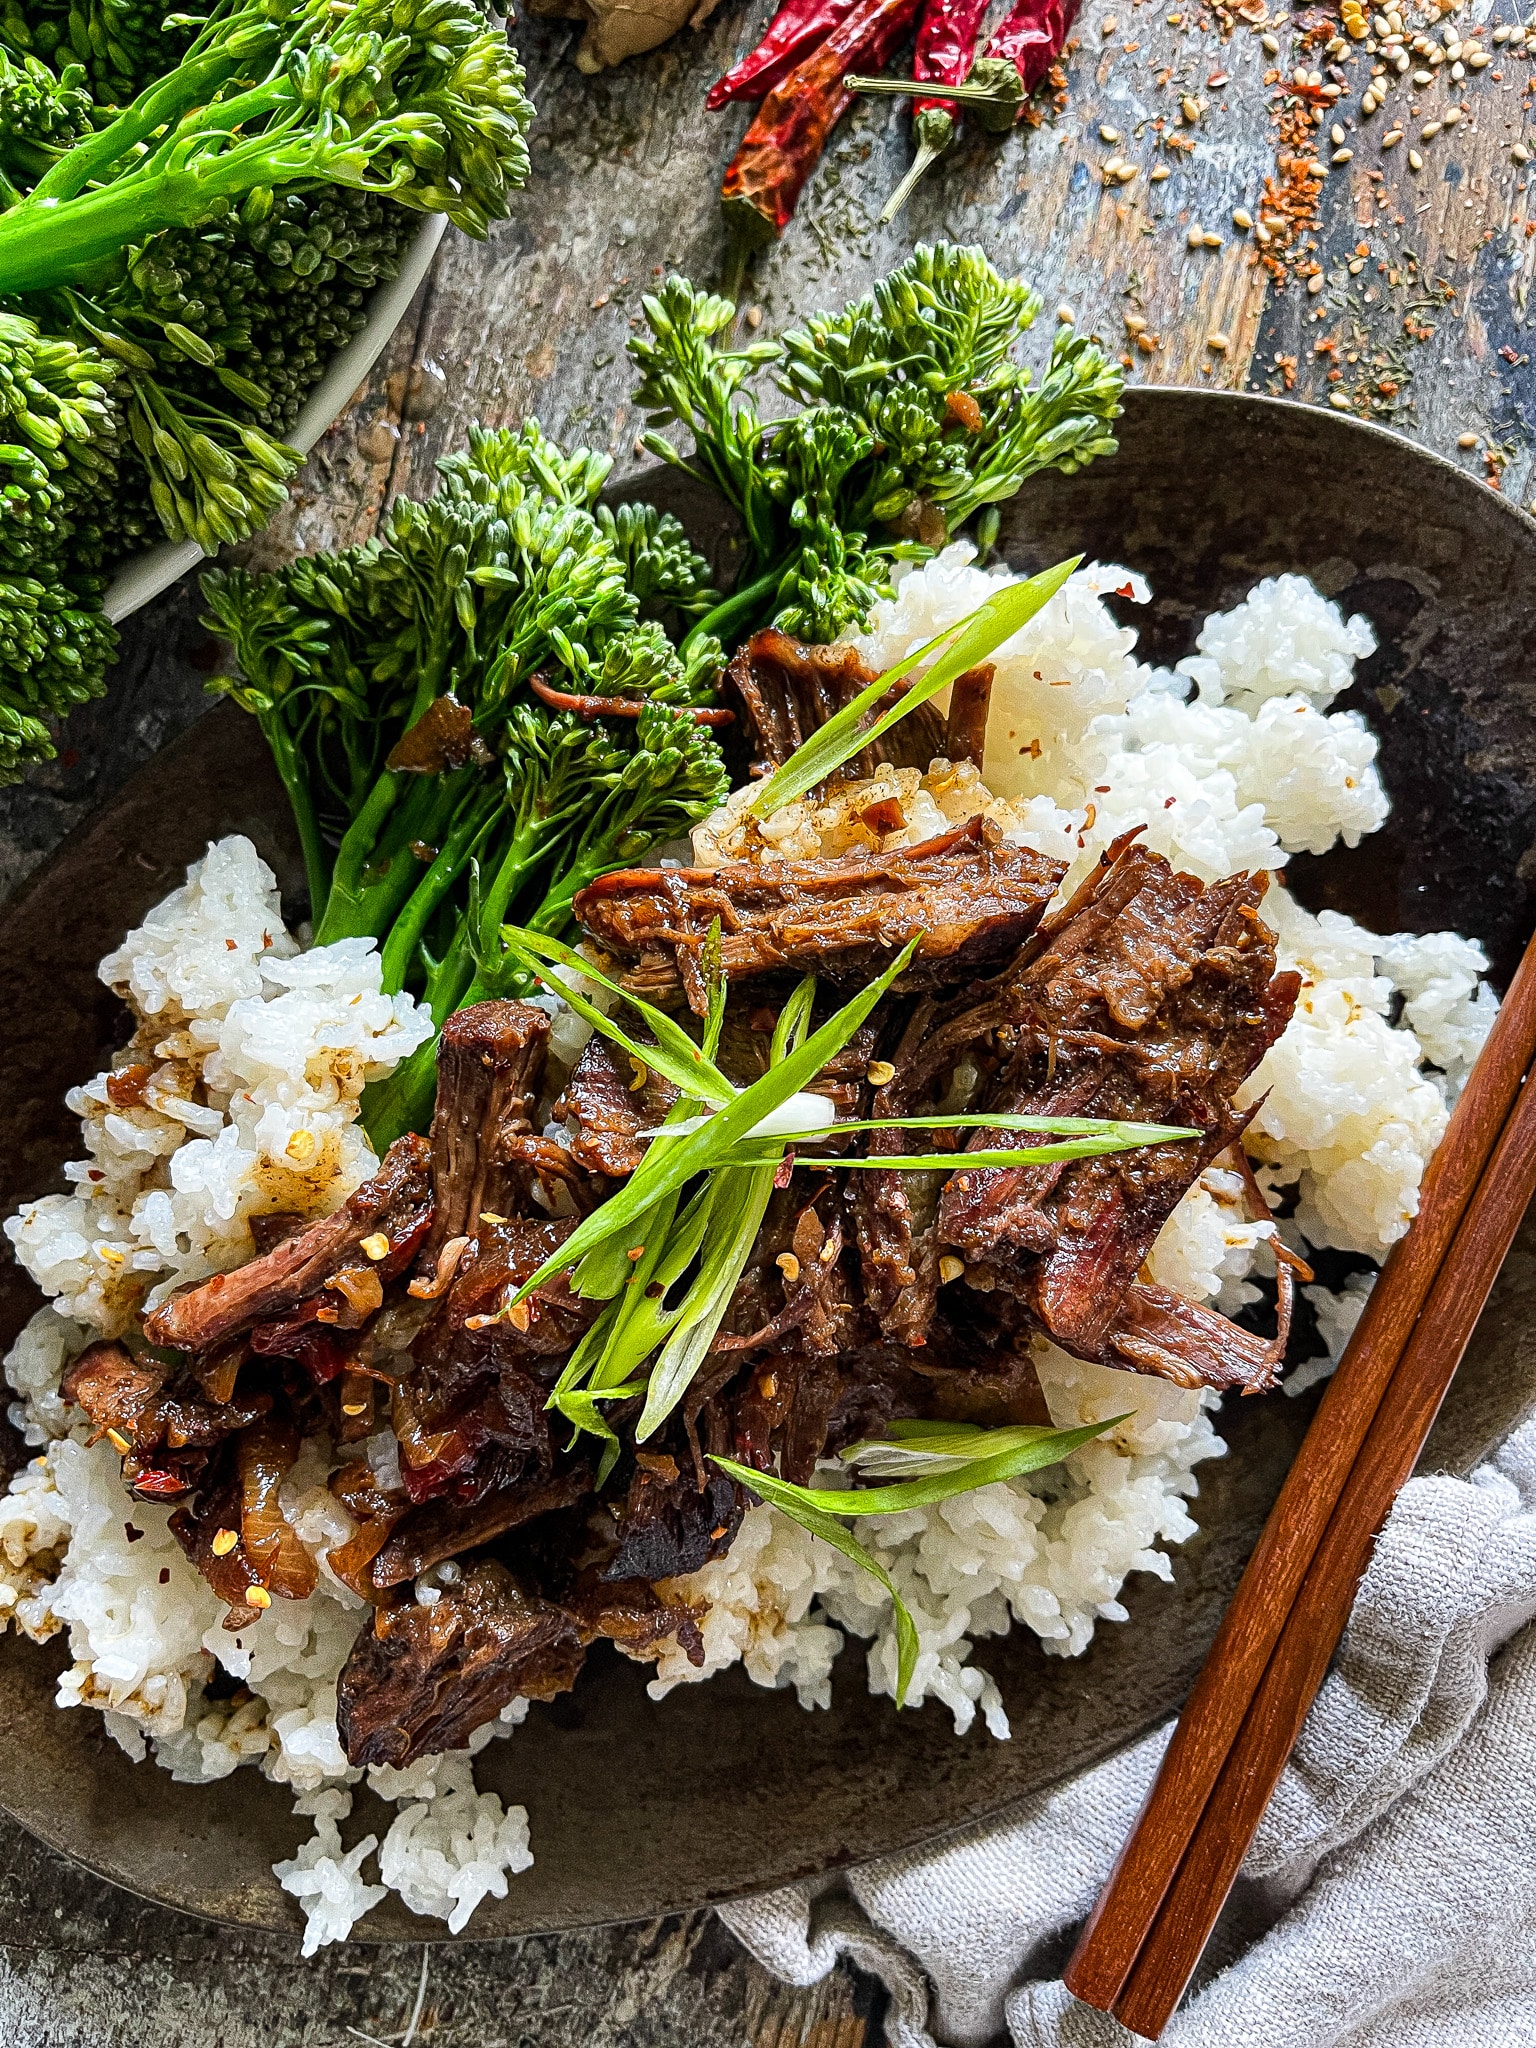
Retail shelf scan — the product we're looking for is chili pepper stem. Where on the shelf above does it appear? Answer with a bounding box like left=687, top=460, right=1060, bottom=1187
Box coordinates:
left=721, top=198, right=775, bottom=300
left=880, top=106, right=954, bottom=222
left=846, top=69, right=995, bottom=100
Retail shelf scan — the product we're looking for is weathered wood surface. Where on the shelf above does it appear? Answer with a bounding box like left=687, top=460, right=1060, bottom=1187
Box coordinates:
left=0, top=2, right=1531, bottom=2039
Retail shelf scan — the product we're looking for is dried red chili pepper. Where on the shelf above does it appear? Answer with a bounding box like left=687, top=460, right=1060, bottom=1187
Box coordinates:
left=889, top=0, right=993, bottom=219
left=706, top=0, right=861, bottom=108
left=721, top=0, right=922, bottom=262
left=847, top=0, right=1079, bottom=162
left=978, top=0, right=1081, bottom=116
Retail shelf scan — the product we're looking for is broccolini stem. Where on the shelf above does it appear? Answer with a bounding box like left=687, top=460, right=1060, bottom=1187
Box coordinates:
left=316, top=771, right=466, bottom=948
left=261, top=710, right=331, bottom=929
left=26, top=35, right=271, bottom=205
left=377, top=784, right=500, bottom=996
left=680, top=559, right=787, bottom=658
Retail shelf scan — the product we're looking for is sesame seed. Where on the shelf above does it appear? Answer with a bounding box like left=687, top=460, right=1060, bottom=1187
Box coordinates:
left=1331, top=123, right=1347, bottom=143
left=1261, top=30, right=1280, bottom=51
left=1330, top=392, right=1354, bottom=409
left=1100, top=123, right=1121, bottom=142
left=1207, top=330, right=1231, bottom=352
left=1514, top=142, right=1532, bottom=163
left=1057, top=304, right=1076, bottom=322
left=1467, top=49, right=1489, bottom=68
left=1421, top=120, right=1441, bottom=137
left=776, top=1252, right=801, bottom=1282
left=1441, top=106, right=1460, bottom=125
left=1408, top=148, right=1423, bottom=168
left=1232, top=207, right=1253, bottom=229
left=1114, top=162, right=1139, bottom=183
left=1349, top=256, right=1366, bottom=273
left=939, top=1254, right=966, bottom=1284
left=1181, top=95, right=1202, bottom=122
left=1450, top=58, right=1463, bottom=76
left=1254, top=220, right=1272, bottom=243
left=1458, top=432, right=1478, bottom=447
left=1382, top=126, right=1403, bottom=144
left=1361, top=90, right=1378, bottom=111
left=1188, top=225, right=1206, bottom=247
left=1412, top=67, right=1432, bottom=81
left=1333, top=146, right=1354, bottom=161
left=1149, top=163, right=1170, bottom=181
left=866, top=1059, right=896, bottom=1086
left=360, top=1231, right=390, bottom=1261
left=211, top=1528, right=239, bottom=1556
left=1201, top=230, right=1222, bottom=247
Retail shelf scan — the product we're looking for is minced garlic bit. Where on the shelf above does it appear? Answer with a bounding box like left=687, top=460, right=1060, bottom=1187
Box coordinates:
left=106, top=1428, right=131, bottom=1455
left=285, top=1128, right=317, bottom=1165
left=359, top=1231, right=391, bottom=1262
left=340, top=1401, right=369, bottom=1417
left=628, top=1057, right=649, bottom=1092
left=211, top=1528, right=239, bottom=1556
left=247, top=1586, right=272, bottom=1610
left=866, top=1059, right=896, bottom=1087
left=776, top=1252, right=801, bottom=1283
left=939, top=1254, right=966, bottom=1284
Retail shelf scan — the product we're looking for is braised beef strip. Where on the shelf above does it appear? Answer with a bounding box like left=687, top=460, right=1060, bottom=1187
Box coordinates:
left=143, top=1134, right=434, bottom=1352
left=573, top=817, right=1068, bottom=1014
left=936, top=834, right=1300, bottom=1389
left=724, top=626, right=946, bottom=775
left=338, top=1562, right=586, bottom=1768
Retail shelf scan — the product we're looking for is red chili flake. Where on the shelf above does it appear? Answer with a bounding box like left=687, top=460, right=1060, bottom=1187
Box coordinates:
left=1500, top=346, right=1522, bottom=364
left=1114, top=581, right=1135, bottom=599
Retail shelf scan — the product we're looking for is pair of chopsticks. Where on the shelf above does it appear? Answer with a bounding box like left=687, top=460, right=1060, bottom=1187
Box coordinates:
left=1063, top=923, right=1536, bottom=2039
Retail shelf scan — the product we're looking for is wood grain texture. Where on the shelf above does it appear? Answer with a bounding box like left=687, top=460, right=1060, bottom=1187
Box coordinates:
left=0, top=5, right=1530, bottom=2038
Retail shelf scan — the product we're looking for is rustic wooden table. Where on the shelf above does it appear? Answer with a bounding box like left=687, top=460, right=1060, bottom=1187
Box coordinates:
left=0, top=2, right=1530, bottom=2039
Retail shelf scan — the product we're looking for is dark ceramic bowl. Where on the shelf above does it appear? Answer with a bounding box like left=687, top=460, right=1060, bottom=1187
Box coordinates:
left=3, top=390, right=1536, bottom=1941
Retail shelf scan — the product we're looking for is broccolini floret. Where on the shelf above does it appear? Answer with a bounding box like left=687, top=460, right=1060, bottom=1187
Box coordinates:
left=203, top=419, right=731, bottom=1148
left=631, top=240, right=1125, bottom=645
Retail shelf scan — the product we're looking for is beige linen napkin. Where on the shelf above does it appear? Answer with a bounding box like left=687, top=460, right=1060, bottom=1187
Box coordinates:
left=723, top=1414, right=1536, bottom=2048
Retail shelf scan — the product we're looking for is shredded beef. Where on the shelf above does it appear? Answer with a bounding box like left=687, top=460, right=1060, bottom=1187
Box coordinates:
left=421, top=1000, right=556, bottom=1261
left=338, top=1562, right=585, bottom=1768
left=602, top=1453, right=745, bottom=1581
left=724, top=627, right=945, bottom=776
left=143, top=1135, right=434, bottom=1353
left=554, top=1033, right=679, bottom=1178
left=368, top=1466, right=593, bottom=1588
left=936, top=834, right=1300, bottom=1378
left=574, top=817, right=1067, bottom=1015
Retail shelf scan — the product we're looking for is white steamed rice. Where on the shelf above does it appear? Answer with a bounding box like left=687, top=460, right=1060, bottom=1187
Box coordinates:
left=0, top=555, right=1497, bottom=1948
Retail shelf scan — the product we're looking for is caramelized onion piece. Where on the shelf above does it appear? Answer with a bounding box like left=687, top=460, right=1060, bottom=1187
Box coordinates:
left=236, top=1416, right=317, bottom=1602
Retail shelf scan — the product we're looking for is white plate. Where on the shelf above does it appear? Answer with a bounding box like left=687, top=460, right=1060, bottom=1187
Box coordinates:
left=102, top=211, right=448, bottom=625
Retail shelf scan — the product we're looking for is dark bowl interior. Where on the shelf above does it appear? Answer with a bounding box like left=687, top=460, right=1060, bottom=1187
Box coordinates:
left=2, top=390, right=1536, bottom=1942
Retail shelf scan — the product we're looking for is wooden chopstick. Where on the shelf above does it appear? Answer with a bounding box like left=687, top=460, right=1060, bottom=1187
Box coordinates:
left=1063, top=920, right=1536, bottom=2017
left=1110, top=1053, right=1536, bottom=2036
